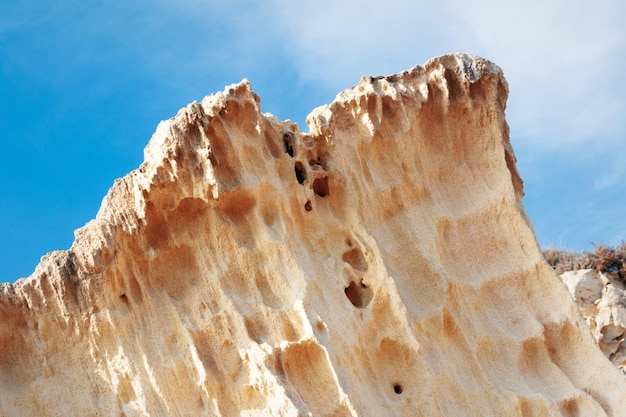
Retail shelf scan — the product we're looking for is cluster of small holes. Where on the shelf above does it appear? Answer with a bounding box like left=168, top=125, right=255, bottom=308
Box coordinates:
left=342, top=243, right=372, bottom=308
left=282, top=131, right=330, bottom=208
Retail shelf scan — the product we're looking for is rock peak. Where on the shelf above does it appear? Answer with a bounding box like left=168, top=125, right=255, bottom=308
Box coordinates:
left=1, top=54, right=625, bottom=416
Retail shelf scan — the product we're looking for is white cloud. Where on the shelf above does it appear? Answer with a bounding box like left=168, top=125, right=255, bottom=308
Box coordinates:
left=262, top=0, right=626, bottom=146
left=450, top=0, right=626, bottom=145
left=12, top=0, right=622, bottom=148
left=264, top=0, right=452, bottom=87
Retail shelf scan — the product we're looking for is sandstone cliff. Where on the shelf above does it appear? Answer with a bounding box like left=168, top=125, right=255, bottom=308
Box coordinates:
left=1, top=54, right=625, bottom=416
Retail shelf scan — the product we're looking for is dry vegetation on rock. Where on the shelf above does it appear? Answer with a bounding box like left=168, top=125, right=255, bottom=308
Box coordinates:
left=545, top=242, right=626, bottom=372
left=544, top=242, right=626, bottom=280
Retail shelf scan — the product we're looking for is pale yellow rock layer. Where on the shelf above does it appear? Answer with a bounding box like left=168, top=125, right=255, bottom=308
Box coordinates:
left=1, top=53, right=625, bottom=416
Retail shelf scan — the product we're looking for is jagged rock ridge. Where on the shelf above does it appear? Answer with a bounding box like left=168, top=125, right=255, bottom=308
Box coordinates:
left=1, top=53, right=625, bottom=416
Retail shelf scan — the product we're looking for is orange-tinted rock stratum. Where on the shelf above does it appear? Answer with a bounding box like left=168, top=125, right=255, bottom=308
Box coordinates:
left=1, top=53, right=625, bottom=416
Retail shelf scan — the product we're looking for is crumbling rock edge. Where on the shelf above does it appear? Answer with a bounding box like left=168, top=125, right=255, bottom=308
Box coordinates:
left=1, top=53, right=625, bottom=416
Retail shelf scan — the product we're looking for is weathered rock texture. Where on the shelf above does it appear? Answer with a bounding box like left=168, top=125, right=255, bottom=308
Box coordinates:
left=1, top=53, right=625, bottom=416
left=561, top=269, right=626, bottom=372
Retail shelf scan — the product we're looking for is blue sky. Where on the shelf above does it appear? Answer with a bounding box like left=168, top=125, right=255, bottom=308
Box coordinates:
left=1, top=0, right=625, bottom=282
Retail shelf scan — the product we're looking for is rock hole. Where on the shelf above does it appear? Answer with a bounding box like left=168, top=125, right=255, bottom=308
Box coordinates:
left=393, top=383, right=403, bottom=394
left=294, top=162, right=306, bottom=184
left=283, top=133, right=295, bottom=157
left=304, top=200, right=312, bottom=211
left=344, top=280, right=373, bottom=309
left=342, top=248, right=368, bottom=272
left=315, top=320, right=326, bottom=333
left=119, top=294, right=128, bottom=304
left=312, top=176, right=329, bottom=197
left=308, top=157, right=326, bottom=170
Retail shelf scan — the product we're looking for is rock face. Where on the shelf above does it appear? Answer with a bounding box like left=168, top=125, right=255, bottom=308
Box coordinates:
left=561, top=269, right=626, bottom=372
left=1, top=53, right=625, bottom=416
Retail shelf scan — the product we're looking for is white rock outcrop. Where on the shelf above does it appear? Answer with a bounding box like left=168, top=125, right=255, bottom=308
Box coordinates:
left=1, top=54, right=625, bottom=416
left=561, top=269, right=605, bottom=315
left=561, top=269, right=626, bottom=372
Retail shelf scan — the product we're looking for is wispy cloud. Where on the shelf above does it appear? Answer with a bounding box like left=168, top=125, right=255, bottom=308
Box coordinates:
left=450, top=0, right=626, bottom=145
left=263, top=0, right=451, bottom=86
left=260, top=0, right=626, bottom=147
left=594, top=161, right=624, bottom=191
left=1, top=0, right=623, bottom=268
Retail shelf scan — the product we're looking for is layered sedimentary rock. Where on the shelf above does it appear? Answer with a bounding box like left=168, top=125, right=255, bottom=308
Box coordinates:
left=1, top=53, right=625, bottom=416
left=561, top=269, right=626, bottom=372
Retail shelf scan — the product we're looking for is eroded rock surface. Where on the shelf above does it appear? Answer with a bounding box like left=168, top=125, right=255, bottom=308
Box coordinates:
left=561, top=269, right=626, bottom=372
left=2, top=54, right=625, bottom=416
